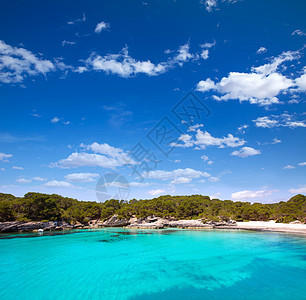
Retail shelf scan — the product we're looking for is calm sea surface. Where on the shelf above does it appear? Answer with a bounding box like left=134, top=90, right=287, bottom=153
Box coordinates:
left=0, top=228, right=306, bottom=300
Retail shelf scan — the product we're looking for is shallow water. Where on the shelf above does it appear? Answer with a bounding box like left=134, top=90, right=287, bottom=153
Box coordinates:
left=0, top=228, right=306, bottom=300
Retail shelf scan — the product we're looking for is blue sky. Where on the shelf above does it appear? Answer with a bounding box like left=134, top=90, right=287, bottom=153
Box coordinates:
left=0, top=0, right=305, bottom=203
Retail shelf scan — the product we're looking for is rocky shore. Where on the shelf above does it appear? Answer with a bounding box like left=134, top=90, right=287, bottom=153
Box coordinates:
left=2, top=216, right=305, bottom=234
left=0, top=215, right=236, bottom=233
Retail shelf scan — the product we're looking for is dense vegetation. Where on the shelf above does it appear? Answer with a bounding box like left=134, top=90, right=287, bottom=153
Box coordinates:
left=0, top=192, right=305, bottom=224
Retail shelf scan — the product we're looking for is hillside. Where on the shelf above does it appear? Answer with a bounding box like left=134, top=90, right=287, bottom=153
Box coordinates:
left=0, top=192, right=305, bottom=224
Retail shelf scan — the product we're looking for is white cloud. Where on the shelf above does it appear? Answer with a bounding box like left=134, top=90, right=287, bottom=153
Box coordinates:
left=298, top=162, right=306, bottom=167
left=202, top=0, right=218, bottom=12
left=0, top=40, right=56, bottom=84
left=17, top=176, right=46, bottom=183
left=289, top=185, right=306, bottom=194
left=237, top=124, right=249, bottom=134
left=173, top=159, right=181, bottom=163
left=283, top=165, right=295, bottom=170
left=0, top=153, right=12, bottom=162
left=201, top=0, right=238, bottom=12
left=44, top=180, right=75, bottom=188
left=289, top=185, right=306, bottom=195
left=201, top=155, right=213, bottom=165
left=271, top=138, right=281, bottom=144
left=86, top=47, right=168, bottom=77
left=62, top=40, right=76, bottom=46
left=129, top=182, right=152, bottom=187
left=196, top=50, right=303, bottom=106
left=232, top=189, right=277, bottom=200
left=16, top=178, right=32, bottom=183
left=208, top=176, right=220, bottom=182
left=51, top=117, right=60, bottom=123
left=148, top=189, right=165, bottom=196
left=171, top=177, right=192, bottom=184
left=32, top=177, right=47, bottom=181
left=292, top=29, right=306, bottom=36
left=51, top=142, right=136, bottom=169
left=67, top=13, right=86, bottom=25
left=231, top=147, right=261, bottom=158
left=0, top=168, right=4, bottom=171
left=173, top=43, right=194, bottom=64
left=171, top=128, right=245, bottom=150
left=253, top=114, right=306, bottom=128
left=84, top=42, right=208, bottom=78
left=142, top=168, right=211, bottom=180
left=65, top=172, right=99, bottom=182
left=196, top=78, right=217, bottom=92
left=295, top=70, right=306, bottom=91
left=95, top=21, right=110, bottom=34
left=257, top=47, right=267, bottom=54
left=12, top=166, right=23, bottom=170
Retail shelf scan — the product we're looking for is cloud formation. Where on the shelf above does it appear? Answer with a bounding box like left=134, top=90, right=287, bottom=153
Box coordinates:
left=232, top=189, right=277, bottom=200
left=0, top=40, right=55, bottom=84
left=253, top=114, right=306, bottom=128
left=95, top=21, right=110, bottom=34
left=231, top=147, right=261, bottom=158
left=51, top=142, right=136, bottom=169
left=196, top=50, right=304, bottom=106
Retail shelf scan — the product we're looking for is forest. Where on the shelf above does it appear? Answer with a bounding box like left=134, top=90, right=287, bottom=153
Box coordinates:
left=0, top=192, right=305, bottom=224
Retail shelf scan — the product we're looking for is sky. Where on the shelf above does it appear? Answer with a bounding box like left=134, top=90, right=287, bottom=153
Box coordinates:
left=0, top=0, right=305, bottom=203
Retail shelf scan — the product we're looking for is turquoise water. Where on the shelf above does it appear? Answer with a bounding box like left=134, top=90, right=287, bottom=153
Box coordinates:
left=1, top=229, right=306, bottom=300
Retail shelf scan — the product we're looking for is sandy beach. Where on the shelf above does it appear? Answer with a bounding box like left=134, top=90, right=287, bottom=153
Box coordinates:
left=219, top=221, right=306, bottom=235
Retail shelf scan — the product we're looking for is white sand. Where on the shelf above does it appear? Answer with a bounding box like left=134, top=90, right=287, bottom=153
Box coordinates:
left=231, top=221, right=306, bottom=234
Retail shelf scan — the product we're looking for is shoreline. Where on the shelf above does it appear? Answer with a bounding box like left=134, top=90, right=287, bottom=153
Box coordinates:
left=1, top=220, right=306, bottom=235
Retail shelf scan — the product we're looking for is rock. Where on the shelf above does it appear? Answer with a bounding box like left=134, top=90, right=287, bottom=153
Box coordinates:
left=102, top=215, right=130, bottom=227
left=73, top=222, right=84, bottom=228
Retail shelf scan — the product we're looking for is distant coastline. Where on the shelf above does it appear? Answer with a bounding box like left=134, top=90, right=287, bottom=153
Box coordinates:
left=1, top=218, right=306, bottom=235
left=1, top=192, right=306, bottom=234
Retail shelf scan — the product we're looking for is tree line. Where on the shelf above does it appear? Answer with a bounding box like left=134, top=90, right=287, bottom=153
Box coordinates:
left=0, top=192, right=305, bottom=224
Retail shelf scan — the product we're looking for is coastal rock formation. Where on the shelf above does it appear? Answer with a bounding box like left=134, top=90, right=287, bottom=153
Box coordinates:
left=0, top=216, right=237, bottom=233
left=101, top=215, right=130, bottom=227
left=125, top=216, right=235, bottom=229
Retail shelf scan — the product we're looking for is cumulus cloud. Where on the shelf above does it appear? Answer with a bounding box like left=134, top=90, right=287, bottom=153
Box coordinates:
left=289, top=185, right=306, bottom=194
left=171, top=127, right=245, bottom=150
left=85, top=47, right=168, bottom=77
left=51, top=142, right=136, bottom=169
left=298, top=162, right=306, bottom=167
left=148, top=189, right=165, bottom=196
left=253, top=114, right=306, bottom=128
left=84, top=42, right=209, bottom=78
left=95, top=21, right=110, bottom=34
left=232, top=189, right=277, bottom=200
left=196, top=50, right=304, bottom=106
left=65, top=172, right=99, bottom=182
left=0, top=153, right=12, bottom=162
left=231, top=147, right=261, bottom=158
left=0, top=40, right=56, bottom=84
